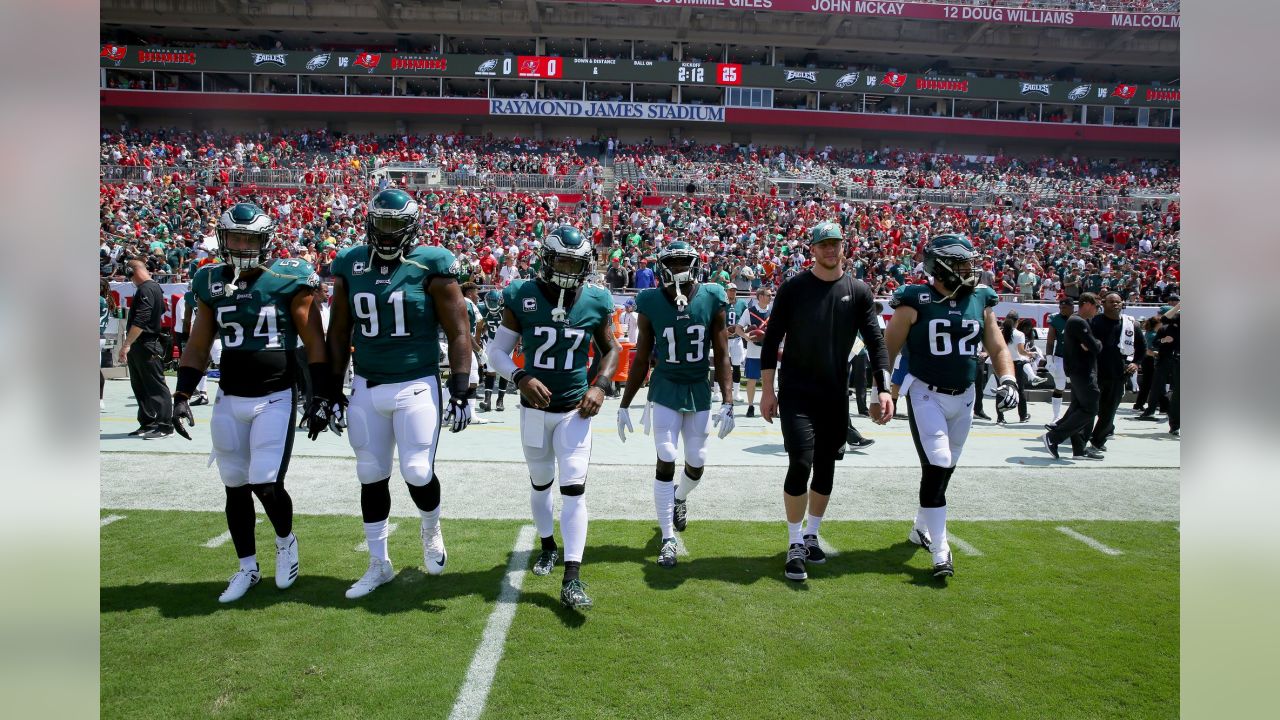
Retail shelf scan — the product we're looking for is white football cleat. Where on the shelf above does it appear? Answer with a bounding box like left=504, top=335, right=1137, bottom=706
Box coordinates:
left=908, top=526, right=933, bottom=552
left=422, top=523, right=447, bottom=575
left=275, top=534, right=299, bottom=589
left=219, top=567, right=261, bottom=603
left=345, top=557, right=395, bottom=599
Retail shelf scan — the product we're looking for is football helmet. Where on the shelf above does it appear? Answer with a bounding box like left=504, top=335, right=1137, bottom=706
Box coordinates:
left=657, top=241, right=700, bottom=290
left=366, top=188, right=420, bottom=260
left=484, top=289, right=502, bottom=311
left=539, top=225, right=592, bottom=289
left=924, top=233, right=980, bottom=298
left=216, top=203, right=274, bottom=271
left=808, top=220, right=844, bottom=245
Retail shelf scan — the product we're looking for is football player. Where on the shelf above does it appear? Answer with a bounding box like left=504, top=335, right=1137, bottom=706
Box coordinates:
left=167, top=203, right=334, bottom=603
left=724, top=285, right=747, bottom=403
left=326, top=188, right=476, bottom=600
left=617, top=241, right=734, bottom=567
left=884, top=234, right=1019, bottom=578
left=459, top=282, right=484, bottom=420
left=475, top=289, right=510, bottom=412
left=1043, top=297, right=1074, bottom=424
left=485, top=225, right=620, bottom=610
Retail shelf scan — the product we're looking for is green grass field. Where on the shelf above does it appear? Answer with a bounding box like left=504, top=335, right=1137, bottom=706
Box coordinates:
left=101, top=511, right=1177, bottom=719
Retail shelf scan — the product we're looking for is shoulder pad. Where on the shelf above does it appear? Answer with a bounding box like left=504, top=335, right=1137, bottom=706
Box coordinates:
left=978, top=285, right=999, bottom=308
left=889, top=284, right=929, bottom=310
left=705, top=283, right=728, bottom=302
left=409, top=245, right=458, bottom=278
left=501, top=281, right=524, bottom=309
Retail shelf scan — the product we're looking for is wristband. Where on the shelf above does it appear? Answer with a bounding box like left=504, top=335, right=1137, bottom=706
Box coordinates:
left=592, top=378, right=613, bottom=395
left=512, top=369, right=529, bottom=387
left=174, top=366, right=204, bottom=398
left=448, top=369, right=475, bottom=399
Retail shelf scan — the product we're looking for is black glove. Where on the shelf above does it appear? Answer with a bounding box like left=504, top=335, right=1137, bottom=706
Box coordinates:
left=995, top=376, right=1020, bottom=411
left=445, top=371, right=475, bottom=434
left=171, top=394, right=194, bottom=440
left=303, top=393, right=333, bottom=441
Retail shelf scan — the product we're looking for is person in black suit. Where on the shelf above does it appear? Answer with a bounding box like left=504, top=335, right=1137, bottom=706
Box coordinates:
left=1041, top=293, right=1103, bottom=460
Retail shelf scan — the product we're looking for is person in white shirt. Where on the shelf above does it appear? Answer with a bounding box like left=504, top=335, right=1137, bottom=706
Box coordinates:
left=997, top=312, right=1030, bottom=424
left=736, top=287, right=773, bottom=418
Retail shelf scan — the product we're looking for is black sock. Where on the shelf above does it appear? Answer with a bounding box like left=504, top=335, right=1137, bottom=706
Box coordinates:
left=360, top=478, right=392, bottom=523
left=541, top=535, right=558, bottom=551
left=225, top=486, right=257, bottom=561
left=563, top=560, right=581, bottom=584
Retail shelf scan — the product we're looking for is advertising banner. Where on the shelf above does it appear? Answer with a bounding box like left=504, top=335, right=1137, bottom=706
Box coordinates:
left=489, top=99, right=726, bottom=122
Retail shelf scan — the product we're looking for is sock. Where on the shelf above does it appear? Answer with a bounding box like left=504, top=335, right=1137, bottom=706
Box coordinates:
left=363, top=519, right=391, bottom=562
left=468, top=398, right=477, bottom=415
left=654, top=479, right=675, bottom=539
left=420, top=507, right=440, bottom=532
left=914, top=507, right=928, bottom=532
left=275, top=532, right=294, bottom=549
left=563, top=560, right=581, bottom=584
left=197, top=375, right=207, bottom=393
left=530, top=485, right=555, bottom=540
left=787, top=521, right=804, bottom=546
left=920, top=506, right=949, bottom=555
left=239, top=554, right=258, bottom=572
left=674, top=470, right=700, bottom=502
left=541, top=534, right=558, bottom=551
left=804, top=513, right=823, bottom=539
left=1052, top=396, right=1063, bottom=422
left=560, top=493, right=587, bottom=564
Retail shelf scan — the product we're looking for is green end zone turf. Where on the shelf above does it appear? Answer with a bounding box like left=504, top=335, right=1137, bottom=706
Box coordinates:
left=102, top=512, right=1177, bottom=719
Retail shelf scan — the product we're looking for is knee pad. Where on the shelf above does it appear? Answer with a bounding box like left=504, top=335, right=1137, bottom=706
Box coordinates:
left=530, top=477, right=554, bottom=492
left=783, top=457, right=812, bottom=497
left=654, top=436, right=678, bottom=464
left=919, top=463, right=951, bottom=508
left=400, top=458, right=435, bottom=487
left=360, top=478, right=392, bottom=522
left=526, top=457, right=556, bottom=489
left=655, top=459, right=675, bottom=482
left=683, top=464, right=704, bottom=481
left=407, top=476, right=440, bottom=513
left=210, top=413, right=248, bottom=487
left=559, top=480, right=586, bottom=497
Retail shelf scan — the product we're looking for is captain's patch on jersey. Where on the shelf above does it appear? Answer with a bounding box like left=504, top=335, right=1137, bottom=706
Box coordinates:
left=523, top=297, right=537, bottom=312
left=352, top=261, right=367, bottom=274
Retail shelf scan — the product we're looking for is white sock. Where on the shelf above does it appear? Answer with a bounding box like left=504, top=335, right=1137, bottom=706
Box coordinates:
left=275, top=532, right=294, bottom=549
left=468, top=398, right=477, bottom=415
left=530, top=485, right=555, bottom=540
left=920, top=506, right=949, bottom=555
left=560, top=493, right=588, bottom=563
left=363, top=519, right=391, bottom=562
left=914, top=507, right=928, bottom=532
left=674, top=470, right=701, bottom=501
left=197, top=375, right=207, bottom=393
left=804, top=513, right=823, bottom=539
left=1052, top=396, right=1063, bottom=422
left=654, top=479, right=675, bottom=539
left=787, top=521, right=804, bottom=546
left=419, top=507, right=440, bottom=532
left=239, top=554, right=258, bottom=572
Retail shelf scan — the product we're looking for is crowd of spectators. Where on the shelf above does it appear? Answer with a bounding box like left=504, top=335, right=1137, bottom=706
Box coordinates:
left=101, top=129, right=1180, bottom=310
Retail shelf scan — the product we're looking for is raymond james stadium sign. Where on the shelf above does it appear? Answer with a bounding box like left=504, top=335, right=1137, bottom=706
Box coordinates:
left=489, top=99, right=725, bottom=122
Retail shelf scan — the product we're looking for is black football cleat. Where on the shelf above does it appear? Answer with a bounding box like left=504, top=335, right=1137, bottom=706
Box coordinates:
left=532, top=548, right=558, bottom=576
left=560, top=578, right=593, bottom=610
left=673, top=498, right=688, bottom=532
left=657, top=538, right=679, bottom=568
left=1040, top=434, right=1061, bottom=460
left=932, top=550, right=954, bottom=578
left=784, top=543, right=808, bottom=581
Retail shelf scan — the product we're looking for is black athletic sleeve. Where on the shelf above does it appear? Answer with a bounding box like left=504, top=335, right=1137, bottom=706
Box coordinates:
left=759, top=280, right=790, bottom=372
left=1132, top=320, right=1146, bottom=361
left=856, top=282, right=890, bottom=375
left=128, top=283, right=155, bottom=331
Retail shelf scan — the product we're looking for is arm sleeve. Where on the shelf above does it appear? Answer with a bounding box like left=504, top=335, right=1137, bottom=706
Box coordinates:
left=857, top=284, right=891, bottom=374
left=1132, top=319, right=1146, bottom=360
left=485, top=326, right=522, bottom=381
left=759, top=284, right=789, bottom=372
left=129, top=285, right=154, bottom=329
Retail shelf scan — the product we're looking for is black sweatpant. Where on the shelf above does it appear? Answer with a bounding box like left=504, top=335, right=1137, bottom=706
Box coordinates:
left=127, top=339, right=172, bottom=430
left=1134, top=355, right=1156, bottom=410
left=1090, top=371, right=1127, bottom=446
left=1048, top=371, right=1099, bottom=456
left=779, top=395, right=849, bottom=497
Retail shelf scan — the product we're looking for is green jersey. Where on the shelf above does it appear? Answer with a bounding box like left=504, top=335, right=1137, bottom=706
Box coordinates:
left=99, top=296, right=109, bottom=335
left=481, top=302, right=504, bottom=342
left=1048, top=312, right=1069, bottom=358
left=331, top=244, right=458, bottom=384
left=192, top=259, right=318, bottom=396
left=465, top=298, right=480, bottom=334
left=636, top=284, right=727, bottom=412
left=180, top=290, right=198, bottom=333
left=890, top=283, right=998, bottom=390
left=503, top=280, right=614, bottom=409
left=727, top=298, right=748, bottom=337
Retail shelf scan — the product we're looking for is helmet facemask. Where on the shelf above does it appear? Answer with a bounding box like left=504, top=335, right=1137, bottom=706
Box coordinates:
left=659, top=253, right=699, bottom=311
left=367, top=212, right=417, bottom=260
left=217, top=229, right=270, bottom=272
left=929, top=255, right=979, bottom=300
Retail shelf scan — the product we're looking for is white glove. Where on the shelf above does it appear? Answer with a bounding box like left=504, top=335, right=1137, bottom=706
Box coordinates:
left=617, top=406, right=634, bottom=443
left=712, top=402, right=735, bottom=439
left=444, top=396, right=473, bottom=433
left=994, top=376, right=1020, bottom=411
left=640, top=402, right=653, bottom=435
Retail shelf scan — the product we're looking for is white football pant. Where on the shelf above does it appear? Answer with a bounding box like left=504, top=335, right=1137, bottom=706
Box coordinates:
left=347, top=374, right=442, bottom=487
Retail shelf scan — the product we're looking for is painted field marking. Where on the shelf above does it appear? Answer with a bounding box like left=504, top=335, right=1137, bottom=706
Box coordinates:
left=817, top=536, right=841, bottom=557
left=672, top=532, right=689, bottom=556
left=202, top=518, right=262, bottom=548
left=948, top=534, right=983, bottom=556
left=1056, top=526, right=1123, bottom=556
left=100, top=514, right=126, bottom=527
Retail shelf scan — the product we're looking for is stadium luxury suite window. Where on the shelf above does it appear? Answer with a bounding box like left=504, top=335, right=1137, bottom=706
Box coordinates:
left=302, top=75, right=344, bottom=96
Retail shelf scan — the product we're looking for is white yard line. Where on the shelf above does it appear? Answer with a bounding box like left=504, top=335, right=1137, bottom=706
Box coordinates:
left=201, top=518, right=261, bottom=548
left=447, top=525, right=536, bottom=720
left=1056, top=526, right=1123, bottom=556
left=672, top=532, right=689, bottom=556
left=948, top=534, right=983, bottom=556
left=817, top=536, right=841, bottom=557
left=100, top=514, right=126, bottom=527
left=355, top=522, right=400, bottom=552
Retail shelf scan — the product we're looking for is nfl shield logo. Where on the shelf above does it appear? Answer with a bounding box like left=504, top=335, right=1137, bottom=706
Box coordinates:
left=380, top=265, right=389, bottom=275
left=950, top=301, right=957, bottom=307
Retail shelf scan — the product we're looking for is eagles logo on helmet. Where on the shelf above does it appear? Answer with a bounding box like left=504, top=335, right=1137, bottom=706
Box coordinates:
left=216, top=203, right=274, bottom=272
left=538, top=224, right=593, bottom=322
left=924, top=233, right=981, bottom=300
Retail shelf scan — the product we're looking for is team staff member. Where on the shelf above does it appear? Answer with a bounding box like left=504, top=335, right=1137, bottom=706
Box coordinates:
left=1043, top=298, right=1075, bottom=425
left=1088, top=292, right=1145, bottom=452
left=738, top=287, right=773, bottom=417
left=885, top=234, right=1019, bottom=579
left=759, top=222, right=892, bottom=582
left=724, top=285, right=747, bottom=403
left=118, top=258, right=173, bottom=439
left=1042, top=293, right=1103, bottom=460
left=1135, top=299, right=1180, bottom=431
left=168, top=203, right=333, bottom=603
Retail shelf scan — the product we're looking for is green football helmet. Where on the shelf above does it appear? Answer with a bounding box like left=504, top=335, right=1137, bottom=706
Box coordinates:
left=484, top=289, right=502, bottom=311
left=366, top=188, right=420, bottom=260
left=808, top=221, right=844, bottom=245
left=656, top=240, right=700, bottom=289
left=216, top=203, right=274, bottom=271
left=539, top=225, right=593, bottom=289
left=924, top=233, right=980, bottom=297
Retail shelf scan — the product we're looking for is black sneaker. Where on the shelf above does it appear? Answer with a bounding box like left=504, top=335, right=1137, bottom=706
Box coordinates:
left=745, top=405, right=755, bottom=418
left=1090, top=442, right=1108, bottom=453
left=189, top=392, right=209, bottom=407
left=142, top=426, right=173, bottom=440
left=1170, top=428, right=1180, bottom=437
left=1041, top=433, right=1061, bottom=460
left=673, top=498, right=688, bottom=532
left=127, top=426, right=149, bottom=437
left=784, top=543, right=808, bottom=581
left=932, top=550, right=954, bottom=578
left=973, top=411, right=992, bottom=421
left=657, top=538, right=679, bottom=568
left=532, top=548, right=558, bottom=576
left=1073, top=448, right=1105, bottom=460
left=1132, top=414, right=1161, bottom=422
left=478, top=400, right=491, bottom=412
left=846, top=437, right=875, bottom=450
left=560, top=578, right=593, bottom=609
left=802, top=535, right=826, bottom=564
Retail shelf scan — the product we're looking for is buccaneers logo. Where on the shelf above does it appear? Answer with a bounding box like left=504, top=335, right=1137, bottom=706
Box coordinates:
left=354, top=52, right=381, bottom=73
left=101, top=44, right=127, bottom=65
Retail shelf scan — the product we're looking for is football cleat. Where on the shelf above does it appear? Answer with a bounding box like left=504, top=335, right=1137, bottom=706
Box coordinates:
left=784, top=543, right=808, bottom=581
left=803, top=534, right=826, bottom=564
left=909, top=526, right=933, bottom=552
left=422, top=523, right=447, bottom=575
left=495, top=396, right=505, bottom=411
left=275, top=534, right=299, bottom=589
left=932, top=549, right=954, bottom=578
left=560, top=578, right=593, bottom=610
left=142, top=426, right=173, bottom=440
left=532, top=548, right=558, bottom=576
left=345, top=557, right=395, bottom=599
left=657, top=538, right=679, bottom=568
left=673, top=498, right=688, bottom=532
left=219, top=567, right=261, bottom=603
left=746, top=405, right=755, bottom=418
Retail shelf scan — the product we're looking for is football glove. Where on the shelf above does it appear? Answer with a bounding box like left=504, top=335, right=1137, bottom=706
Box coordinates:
left=444, top=395, right=472, bottom=433
left=171, top=395, right=195, bottom=440
left=712, top=402, right=735, bottom=439
left=995, top=376, right=1020, bottom=411
left=617, top=406, right=634, bottom=443
left=640, top=402, right=653, bottom=435
left=303, top=394, right=335, bottom=441
left=327, top=392, right=349, bottom=436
